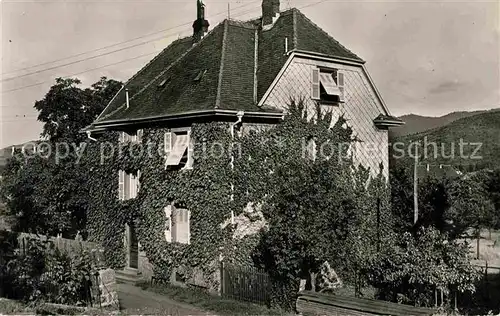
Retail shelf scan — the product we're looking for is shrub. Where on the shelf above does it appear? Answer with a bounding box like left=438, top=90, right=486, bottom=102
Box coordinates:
left=5, top=237, right=96, bottom=305
left=365, top=227, right=480, bottom=307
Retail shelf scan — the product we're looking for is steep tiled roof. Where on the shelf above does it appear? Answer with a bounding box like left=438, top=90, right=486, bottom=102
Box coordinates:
left=93, top=8, right=364, bottom=126
left=294, top=10, right=362, bottom=61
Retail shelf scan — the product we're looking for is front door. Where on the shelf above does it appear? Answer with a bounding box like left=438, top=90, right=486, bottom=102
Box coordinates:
left=127, top=223, right=139, bottom=269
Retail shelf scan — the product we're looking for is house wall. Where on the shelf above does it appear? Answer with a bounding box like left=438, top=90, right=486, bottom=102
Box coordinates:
left=261, top=56, right=389, bottom=179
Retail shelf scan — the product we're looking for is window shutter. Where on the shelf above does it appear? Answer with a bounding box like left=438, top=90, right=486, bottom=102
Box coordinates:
left=137, top=129, right=143, bottom=143
left=311, top=68, right=320, bottom=100
left=164, top=132, right=172, bottom=169
left=118, top=171, right=125, bottom=200
left=124, top=172, right=130, bottom=200
left=164, top=132, right=172, bottom=153
left=186, top=131, right=194, bottom=169
left=137, top=170, right=141, bottom=194
left=186, top=210, right=191, bottom=245
left=164, top=206, right=172, bottom=243
left=171, top=207, right=178, bottom=242
left=337, top=71, right=345, bottom=102
left=130, top=173, right=137, bottom=199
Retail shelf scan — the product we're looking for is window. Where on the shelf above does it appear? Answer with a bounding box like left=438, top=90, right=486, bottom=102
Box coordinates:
left=164, top=204, right=190, bottom=244
left=118, top=170, right=140, bottom=200
left=119, top=131, right=142, bottom=144
left=194, top=70, right=207, bottom=82
left=164, top=129, right=193, bottom=170
left=311, top=67, right=345, bottom=104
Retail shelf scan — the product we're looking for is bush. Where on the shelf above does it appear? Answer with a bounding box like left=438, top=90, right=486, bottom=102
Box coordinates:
left=365, top=227, right=480, bottom=308
left=5, top=237, right=96, bottom=305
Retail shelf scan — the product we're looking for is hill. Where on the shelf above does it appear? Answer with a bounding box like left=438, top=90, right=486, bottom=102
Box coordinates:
left=0, top=141, right=40, bottom=174
left=390, top=109, right=500, bottom=172
left=389, top=110, right=494, bottom=138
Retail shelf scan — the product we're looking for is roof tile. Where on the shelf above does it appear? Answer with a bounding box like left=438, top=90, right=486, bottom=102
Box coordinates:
left=93, top=8, right=364, bottom=126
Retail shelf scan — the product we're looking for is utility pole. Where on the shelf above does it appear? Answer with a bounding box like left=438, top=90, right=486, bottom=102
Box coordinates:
left=413, top=141, right=419, bottom=225
left=228, top=3, right=230, bottom=19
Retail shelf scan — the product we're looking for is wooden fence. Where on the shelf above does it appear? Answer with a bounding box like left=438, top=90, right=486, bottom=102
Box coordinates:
left=296, top=291, right=437, bottom=316
left=18, top=233, right=105, bottom=267
left=220, top=261, right=271, bottom=306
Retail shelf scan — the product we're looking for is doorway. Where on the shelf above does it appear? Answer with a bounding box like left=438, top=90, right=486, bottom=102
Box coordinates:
left=126, top=223, right=139, bottom=269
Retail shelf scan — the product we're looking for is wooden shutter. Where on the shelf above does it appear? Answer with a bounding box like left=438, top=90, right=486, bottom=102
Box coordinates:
left=137, top=129, right=143, bottom=143
left=337, top=71, right=345, bottom=102
left=164, top=132, right=172, bottom=169
left=124, top=172, right=130, bottom=200
left=137, top=170, right=141, bottom=194
left=130, top=173, right=137, bottom=199
left=118, top=171, right=125, bottom=200
left=311, top=68, right=320, bottom=100
left=164, top=206, right=172, bottom=243
left=171, top=207, right=178, bottom=242
left=186, top=131, right=194, bottom=169
left=186, top=210, right=191, bottom=245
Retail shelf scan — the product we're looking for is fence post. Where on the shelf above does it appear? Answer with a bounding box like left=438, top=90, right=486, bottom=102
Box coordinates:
left=220, top=261, right=224, bottom=297
left=434, top=288, right=437, bottom=308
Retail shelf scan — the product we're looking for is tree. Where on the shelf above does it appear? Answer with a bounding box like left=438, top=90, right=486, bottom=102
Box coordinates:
left=446, top=177, right=495, bottom=257
left=366, top=227, right=479, bottom=307
left=390, top=167, right=451, bottom=235
left=1, top=77, right=121, bottom=237
left=246, top=100, right=392, bottom=308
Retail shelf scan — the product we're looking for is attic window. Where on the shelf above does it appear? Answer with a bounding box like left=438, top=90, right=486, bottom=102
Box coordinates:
left=158, top=77, right=171, bottom=88
left=194, top=70, right=207, bottom=82
left=311, top=67, right=345, bottom=104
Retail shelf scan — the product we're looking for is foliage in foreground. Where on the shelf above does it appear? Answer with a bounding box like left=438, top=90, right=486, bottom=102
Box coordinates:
left=2, top=235, right=96, bottom=306
left=366, top=227, right=480, bottom=307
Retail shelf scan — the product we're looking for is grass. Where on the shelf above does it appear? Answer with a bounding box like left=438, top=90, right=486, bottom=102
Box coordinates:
left=0, top=298, right=34, bottom=314
left=0, top=298, right=119, bottom=315
left=137, top=282, right=294, bottom=316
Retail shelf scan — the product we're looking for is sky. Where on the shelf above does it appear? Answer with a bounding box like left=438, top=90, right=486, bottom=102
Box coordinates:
left=1, top=0, right=499, bottom=148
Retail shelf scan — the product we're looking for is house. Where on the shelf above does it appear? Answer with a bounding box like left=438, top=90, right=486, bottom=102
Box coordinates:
left=417, top=164, right=461, bottom=181
left=85, top=0, right=403, bottom=287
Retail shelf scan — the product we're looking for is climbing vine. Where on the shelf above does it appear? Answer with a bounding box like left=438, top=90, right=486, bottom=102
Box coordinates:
left=83, top=99, right=393, bottom=298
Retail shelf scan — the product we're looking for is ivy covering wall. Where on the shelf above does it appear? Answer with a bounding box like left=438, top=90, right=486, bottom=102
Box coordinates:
left=84, top=99, right=393, bottom=294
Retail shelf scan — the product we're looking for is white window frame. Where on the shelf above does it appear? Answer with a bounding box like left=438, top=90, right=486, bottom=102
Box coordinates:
left=164, top=205, right=190, bottom=245
left=311, top=67, right=346, bottom=103
left=118, top=170, right=125, bottom=200
left=164, top=127, right=193, bottom=170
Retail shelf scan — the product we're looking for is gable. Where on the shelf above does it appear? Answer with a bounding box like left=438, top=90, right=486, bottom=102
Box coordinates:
left=260, top=54, right=390, bottom=178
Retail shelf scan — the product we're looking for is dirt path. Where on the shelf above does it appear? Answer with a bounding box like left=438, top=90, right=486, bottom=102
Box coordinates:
left=117, top=283, right=215, bottom=315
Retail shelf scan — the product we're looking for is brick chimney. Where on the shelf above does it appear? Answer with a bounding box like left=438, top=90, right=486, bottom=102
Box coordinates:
left=262, top=0, right=280, bottom=27
left=193, top=0, right=210, bottom=43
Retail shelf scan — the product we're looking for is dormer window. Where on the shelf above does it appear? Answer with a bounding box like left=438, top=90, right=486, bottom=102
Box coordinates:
left=311, top=67, right=345, bottom=104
